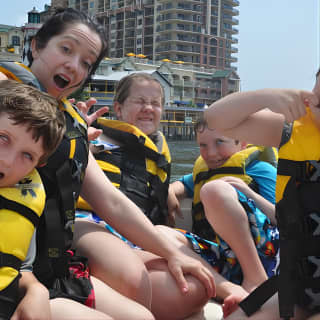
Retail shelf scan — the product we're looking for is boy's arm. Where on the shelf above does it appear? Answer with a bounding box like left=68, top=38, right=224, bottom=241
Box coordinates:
left=204, top=89, right=317, bottom=147
left=219, top=176, right=276, bottom=225
left=167, top=182, right=184, bottom=226
left=11, top=272, right=51, bottom=320
left=12, top=234, right=51, bottom=320
left=167, top=174, right=194, bottom=226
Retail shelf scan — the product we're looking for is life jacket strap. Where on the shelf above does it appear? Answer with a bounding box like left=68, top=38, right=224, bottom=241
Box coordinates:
left=194, top=166, right=245, bottom=184
left=0, top=194, right=39, bottom=227
left=0, top=252, right=21, bottom=270
left=278, top=159, right=320, bottom=182
left=239, top=276, right=279, bottom=316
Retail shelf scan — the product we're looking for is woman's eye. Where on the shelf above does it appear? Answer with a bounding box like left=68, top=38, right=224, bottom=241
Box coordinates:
left=61, top=46, right=70, bottom=53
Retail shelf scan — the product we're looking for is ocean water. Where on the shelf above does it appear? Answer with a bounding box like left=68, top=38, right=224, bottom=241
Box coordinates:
left=168, top=140, right=199, bottom=182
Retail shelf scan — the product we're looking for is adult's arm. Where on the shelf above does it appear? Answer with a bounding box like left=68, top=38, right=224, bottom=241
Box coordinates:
left=80, top=152, right=215, bottom=297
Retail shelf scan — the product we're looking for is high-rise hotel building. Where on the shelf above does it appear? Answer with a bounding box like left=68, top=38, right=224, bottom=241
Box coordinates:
left=67, top=0, right=239, bottom=70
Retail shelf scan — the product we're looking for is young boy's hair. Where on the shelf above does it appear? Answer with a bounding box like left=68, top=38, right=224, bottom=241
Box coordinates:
left=0, top=80, right=66, bottom=165
left=194, top=118, right=239, bottom=144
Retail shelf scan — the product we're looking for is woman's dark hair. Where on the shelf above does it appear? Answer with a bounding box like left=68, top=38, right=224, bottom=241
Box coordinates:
left=27, top=8, right=108, bottom=86
left=317, top=68, right=320, bottom=78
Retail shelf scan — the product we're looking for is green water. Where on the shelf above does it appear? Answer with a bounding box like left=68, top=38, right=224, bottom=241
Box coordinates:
left=168, top=140, right=199, bottom=182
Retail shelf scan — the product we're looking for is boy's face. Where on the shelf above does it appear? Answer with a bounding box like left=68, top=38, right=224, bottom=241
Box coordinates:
left=196, top=128, right=245, bottom=169
left=0, top=114, right=44, bottom=187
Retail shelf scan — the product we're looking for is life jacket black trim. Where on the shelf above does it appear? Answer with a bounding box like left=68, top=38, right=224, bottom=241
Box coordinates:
left=194, top=166, right=247, bottom=185
left=0, top=276, right=20, bottom=320
left=101, top=125, right=169, bottom=170
left=78, top=119, right=171, bottom=225
left=0, top=252, right=21, bottom=270
left=0, top=195, right=40, bottom=227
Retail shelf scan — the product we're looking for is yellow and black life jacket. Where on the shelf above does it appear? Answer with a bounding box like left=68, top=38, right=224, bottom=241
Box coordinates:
left=0, top=61, right=89, bottom=286
left=77, top=118, right=171, bottom=225
left=192, top=145, right=278, bottom=240
left=0, top=170, right=45, bottom=318
left=240, top=110, right=320, bottom=318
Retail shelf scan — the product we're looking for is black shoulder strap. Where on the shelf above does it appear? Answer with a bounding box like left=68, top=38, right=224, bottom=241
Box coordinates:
left=0, top=252, right=21, bottom=270
left=0, top=194, right=39, bottom=227
left=239, top=276, right=279, bottom=316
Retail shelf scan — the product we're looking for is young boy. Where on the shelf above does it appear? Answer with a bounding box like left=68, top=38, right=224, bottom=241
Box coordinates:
left=203, top=71, right=320, bottom=320
left=0, top=80, right=65, bottom=319
left=168, top=118, right=279, bottom=312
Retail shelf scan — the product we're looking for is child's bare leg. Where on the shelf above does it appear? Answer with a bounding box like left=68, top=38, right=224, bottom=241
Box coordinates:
left=73, top=219, right=152, bottom=308
left=200, top=180, right=268, bottom=292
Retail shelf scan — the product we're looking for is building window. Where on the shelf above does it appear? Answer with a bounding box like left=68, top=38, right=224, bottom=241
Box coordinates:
left=11, top=36, right=20, bottom=46
left=90, top=1, right=94, bottom=8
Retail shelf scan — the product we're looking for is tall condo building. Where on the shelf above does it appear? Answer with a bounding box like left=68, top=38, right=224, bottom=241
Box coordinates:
left=68, top=0, right=239, bottom=70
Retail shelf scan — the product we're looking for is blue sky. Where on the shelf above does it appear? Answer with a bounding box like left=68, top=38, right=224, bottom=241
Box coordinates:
left=1, top=0, right=319, bottom=91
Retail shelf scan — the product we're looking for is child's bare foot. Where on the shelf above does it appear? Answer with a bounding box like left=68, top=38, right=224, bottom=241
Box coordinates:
left=222, top=286, right=249, bottom=318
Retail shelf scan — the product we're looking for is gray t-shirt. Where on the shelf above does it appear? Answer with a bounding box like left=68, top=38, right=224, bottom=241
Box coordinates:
left=20, top=231, right=36, bottom=272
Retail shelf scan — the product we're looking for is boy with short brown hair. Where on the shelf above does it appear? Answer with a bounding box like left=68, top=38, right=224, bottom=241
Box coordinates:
left=0, top=80, right=65, bottom=319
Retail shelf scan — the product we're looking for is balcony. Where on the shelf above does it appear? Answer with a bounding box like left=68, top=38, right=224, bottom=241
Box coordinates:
left=222, top=5, right=239, bottom=15
left=231, top=27, right=239, bottom=34
left=231, top=37, right=238, bottom=43
left=224, top=0, right=240, bottom=6
left=231, top=46, right=238, bottom=53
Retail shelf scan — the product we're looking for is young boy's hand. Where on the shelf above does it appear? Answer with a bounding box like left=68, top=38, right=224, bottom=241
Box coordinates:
left=11, top=286, right=51, bottom=320
left=167, top=183, right=184, bottom=226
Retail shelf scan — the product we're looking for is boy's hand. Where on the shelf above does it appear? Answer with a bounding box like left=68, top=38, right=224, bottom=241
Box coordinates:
left=167, top=184, right=183, bottom=226
left=11, top=282, right=50, bottom=320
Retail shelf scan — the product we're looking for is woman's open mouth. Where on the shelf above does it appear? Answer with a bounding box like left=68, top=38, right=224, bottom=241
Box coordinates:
left=54, top=74, right=70, bottom=89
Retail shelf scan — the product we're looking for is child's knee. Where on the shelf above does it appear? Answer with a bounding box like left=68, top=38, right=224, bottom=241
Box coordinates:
left=200, top=180, right=236, bottom=206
